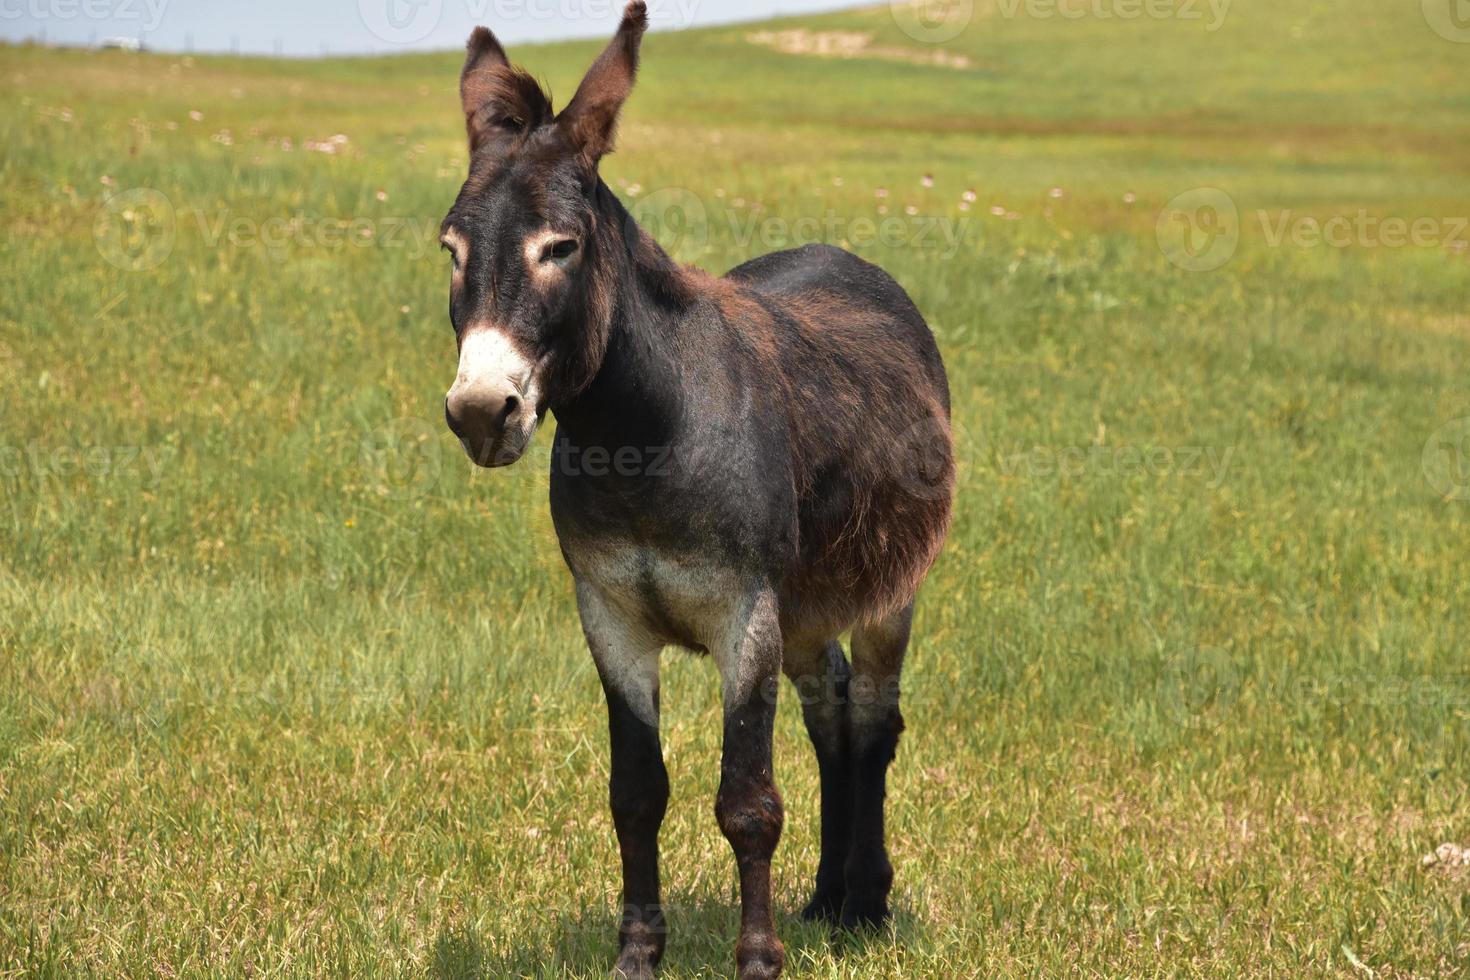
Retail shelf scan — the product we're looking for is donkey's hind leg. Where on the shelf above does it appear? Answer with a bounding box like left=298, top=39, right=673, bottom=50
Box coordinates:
left=842, top=602, right=914, bottom=929
left=782, top=639, right=853, bottom=923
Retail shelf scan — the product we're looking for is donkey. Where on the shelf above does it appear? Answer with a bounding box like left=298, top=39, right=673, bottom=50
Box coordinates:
left=437, top=4, right=954, bottom=976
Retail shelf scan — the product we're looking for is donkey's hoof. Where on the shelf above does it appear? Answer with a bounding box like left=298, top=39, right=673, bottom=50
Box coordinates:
left=800, top=889, right=845, bottom=923
left=735, top=931, right=785, bottom=979
left=611, top=948, right=657, bottom=980
left=612, top=927, right=662, bottom=979
left=837, top=896, right=890, bottom=932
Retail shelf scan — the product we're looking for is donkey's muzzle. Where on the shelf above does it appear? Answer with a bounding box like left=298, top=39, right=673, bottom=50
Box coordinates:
left=444, top=381, right=528, bottom=467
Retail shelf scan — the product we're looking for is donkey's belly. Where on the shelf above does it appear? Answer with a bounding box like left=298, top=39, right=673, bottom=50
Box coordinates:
left=563, top=536, right=749, bottom=652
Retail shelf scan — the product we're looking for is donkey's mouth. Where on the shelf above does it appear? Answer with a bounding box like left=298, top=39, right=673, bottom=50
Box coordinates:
left=454, top=412, right=541, bottom=468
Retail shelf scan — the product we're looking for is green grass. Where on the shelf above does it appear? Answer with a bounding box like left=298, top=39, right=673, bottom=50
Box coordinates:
left=3, top=0, right=1470, bottom=975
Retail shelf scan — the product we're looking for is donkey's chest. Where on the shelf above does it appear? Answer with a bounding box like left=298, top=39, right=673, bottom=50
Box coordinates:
left=560, top=536, right=744, bottom=650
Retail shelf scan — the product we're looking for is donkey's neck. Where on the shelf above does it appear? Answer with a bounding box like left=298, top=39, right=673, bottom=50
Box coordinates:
left=550, top=183, right=700, bottom=450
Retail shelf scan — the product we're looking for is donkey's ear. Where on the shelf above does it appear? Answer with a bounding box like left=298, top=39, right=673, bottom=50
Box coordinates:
left=557, top=2, right=648, bottom=165
left=460, top=27, right=552, bottom=154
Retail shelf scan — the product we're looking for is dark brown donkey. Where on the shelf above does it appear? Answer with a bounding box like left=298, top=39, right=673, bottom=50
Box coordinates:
left=437, top=4, right=954, bottom=976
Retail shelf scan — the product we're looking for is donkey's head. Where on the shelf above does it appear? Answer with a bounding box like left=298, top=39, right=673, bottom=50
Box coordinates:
left=441, top=2, right=646, bottom=466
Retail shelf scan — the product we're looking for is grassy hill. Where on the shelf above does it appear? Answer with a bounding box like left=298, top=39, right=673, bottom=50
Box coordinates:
left=2, top=1, right=1468, bottom=975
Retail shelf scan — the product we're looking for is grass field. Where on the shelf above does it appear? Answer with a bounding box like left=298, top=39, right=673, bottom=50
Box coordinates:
left=3, top=0, right=1470, bottom=975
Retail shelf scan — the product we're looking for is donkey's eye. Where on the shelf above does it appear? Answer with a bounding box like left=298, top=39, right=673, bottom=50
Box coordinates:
left=497, top=115, right=526, bottom=131
left=543, top=239, right=580, bottom=264
left=441, top=240, right=461, bottom=269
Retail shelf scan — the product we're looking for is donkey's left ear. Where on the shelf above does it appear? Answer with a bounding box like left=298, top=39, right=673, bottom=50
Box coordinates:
left=557, top=1, right=648, bottom=165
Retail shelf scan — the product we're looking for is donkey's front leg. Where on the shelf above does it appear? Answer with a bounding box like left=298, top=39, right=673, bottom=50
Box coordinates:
left=714, top=589, right=786, bottom=980
left=578, top=583, right=669, bottom=980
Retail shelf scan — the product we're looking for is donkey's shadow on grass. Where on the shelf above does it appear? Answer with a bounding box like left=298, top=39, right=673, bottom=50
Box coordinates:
left=430, top=887, right=930, bottom=978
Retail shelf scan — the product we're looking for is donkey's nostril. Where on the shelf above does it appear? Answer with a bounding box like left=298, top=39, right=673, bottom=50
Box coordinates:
left=501, top=394, right=520, bottom=423
left=445, top=397, right=466, bottom=438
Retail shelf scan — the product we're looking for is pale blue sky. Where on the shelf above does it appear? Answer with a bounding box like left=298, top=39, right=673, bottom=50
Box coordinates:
left=0, top=0, right=860, bottom=56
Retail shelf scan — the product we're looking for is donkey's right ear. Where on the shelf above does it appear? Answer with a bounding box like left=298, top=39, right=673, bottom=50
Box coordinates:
left=460, top=27, right=552, bottom=155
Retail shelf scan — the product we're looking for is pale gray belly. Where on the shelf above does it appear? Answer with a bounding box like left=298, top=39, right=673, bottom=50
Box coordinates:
left=564, top=536, right=747, bottom=652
